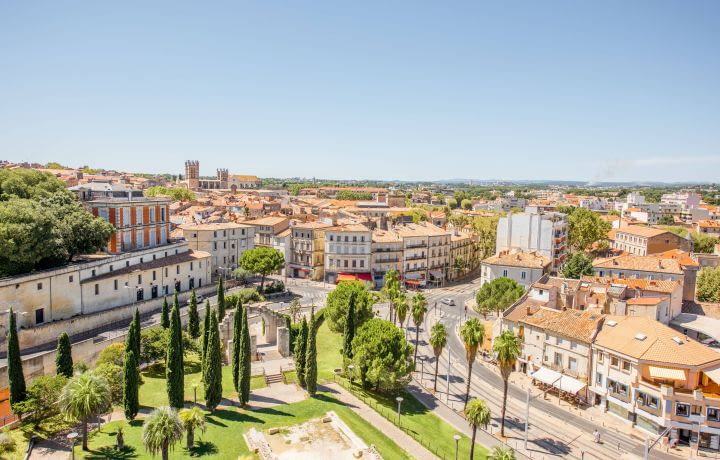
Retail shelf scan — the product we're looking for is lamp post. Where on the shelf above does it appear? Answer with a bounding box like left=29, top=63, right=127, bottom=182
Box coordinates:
left=453, top=434, right=461, bottom=460
left=347, top=364, right=355, bottom=384
left=396, top=396, right=404, bottom=425
left=193, top=383, right=198, bottom=404
left=67, top=432, right=79, bottom=460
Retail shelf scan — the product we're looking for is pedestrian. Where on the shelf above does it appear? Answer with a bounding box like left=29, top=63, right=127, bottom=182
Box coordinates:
left=593, top=429, right=601, bottom=444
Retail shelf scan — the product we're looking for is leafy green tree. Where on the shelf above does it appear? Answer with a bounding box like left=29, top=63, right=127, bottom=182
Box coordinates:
left=166, top=303, right=184, bottom=408
left=188, top=289, right=200, bottom=338
left=657, top=215, right=675, bottom=225
left=465, top=398, right=491, bottom=460
left=161, top=297, right=170, bottom=329
left=238, top=307, right=252, bottom=405
left=475, top=278, right=525, bottom=316
left=459, top=318, right=485, bottom=409
left=351, top=319, right=413, bottom=392
left=179, top=407, right=206, bottom=449
left=12, top=374, right=66, bottom=427
left=411, top=293, right=428, bottom=366
left=343, top=294, right=356, bottom=359
left=239, top=246, right=285, bottom=291
left=0, top=169, right=68, bottom=200
left=692, top=233, right=720, bottom=254
left=58, top=372, right=111, bottom=450
left=94, top=363, right=123, bottom=405
left=395, top=292, right=409, bottom=329
left=232, top=303, right=243, bottom=394
left=471, top=215, right=499, bottom=260
left=217, top=277, right=226, bottom=321
left=305, top=312, right=318, bottom=396
left=561, top=252, right=594, bottom=279
left=494, top=330, right=521, bottom=437
left=97, top=343, right=125, bottom=367
left=697, top=267, right=720, bottom=302
left=56, top=332, right=74, bottom=378
left=123, top=350, right=139, bottom=420
left=203, top=312, right=223, bottom=412
left=288, top=298, right=302, bottom=323
left=382, top=269, right=402, bottom=323
left=295, top=317, right=309, bottom=387
left=325, top=281, right=375, bottom=333
left=7, top=308, right=26, bottom=411
left=461, top=199, right=473, bottom=210
left=145, top=186, right=195, bottom=201
left=489, top=446, right=516, bottom=460
left=429, top=322, right=447, bottom=391
left=567, top=208, right=611, bottom=252
left=142, top=406, right=184, bottom=460
left=447, top=198, right=459, bottom=209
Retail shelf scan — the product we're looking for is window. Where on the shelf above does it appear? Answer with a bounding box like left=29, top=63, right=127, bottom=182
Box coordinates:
left=37, top=282, right=43, bottom=290
left=607, top=379, right=628, bottom=397
left=596, top=372, right=603, bottom=386
left=521, top=271, right=526, bottom=280
left=708, top=407, right=720, bottom=422
left=153, top=271, right=156, bottom=281
left=692, top=405, right=702, bottom=416
left=114, top=280, right=118, bottom=290
left=554, top=352, right=563, bottom=366
left=68, top=275, right=73, bottom=283
left=360, top=260, right=365, bottom=268
left=94, top=284, right=99, bottom=295
left=137, top=275, right=142, bottom=285
left=636, top=391, right=659, bottom=410
left=675, top=403, right=690, bottom=417
left=568, top=357, right=577, bottom=371
left=35, top=308, right=44, bottom=324
left=570, top=341, right=577, bottom=350
left=502, top=269, right=508, bottom=277
left=176, top=265, right=180, bottom=275
left=190, top=262, right=193, bottom=271
left=557, top=337, right=564, bottom=346
left=610, top=356, right=620, bottom=368
left=597, top=351, right=604, bottom=363
left=622, top=360, right=631, bottom=372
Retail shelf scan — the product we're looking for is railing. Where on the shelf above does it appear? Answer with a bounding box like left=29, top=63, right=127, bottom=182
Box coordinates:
left=405, top=243, right=427, bottom=249
left=405, top=254, right=426, bottom=261
left=608, top=390, right=630, bottom=403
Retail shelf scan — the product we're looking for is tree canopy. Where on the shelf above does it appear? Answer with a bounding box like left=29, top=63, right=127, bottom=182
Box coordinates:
left=351, top=318, right=413, bottom=392
left=567, top=208, right=611, bottom=252
left=325, top=281, right=375, bottom=333
left=144, top=186, right=195, bottom=201
left=692, top=233, right=720, bottom=254
left=561, top=252, right=594, bottom=279
left=239, top=247, right=285, bottom=290
left=475, top=278, right=525, bottom=316
left=697, top=267, right=720, bottom=303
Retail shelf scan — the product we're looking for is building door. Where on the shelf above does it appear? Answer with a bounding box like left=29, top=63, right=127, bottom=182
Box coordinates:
left=136, top=288, right=144, bottom=302
left=151, top=285, right=158, bottom=299
left=189, top=278, right=195, bottom=289
left=175, top=280, right=181, bottom=292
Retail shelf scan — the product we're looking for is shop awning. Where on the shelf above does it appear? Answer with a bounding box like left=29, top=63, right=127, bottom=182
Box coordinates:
left=530, top=367, right=586, bottom=395
left=703, top=366, right=720, bottom=385
left=337, top=273, right=372, bottom=283
left=404, top=272, right=422, bottom=280
left=430, top=270, right=444, bottom=279
left=648, top=366, right=686, bottom=381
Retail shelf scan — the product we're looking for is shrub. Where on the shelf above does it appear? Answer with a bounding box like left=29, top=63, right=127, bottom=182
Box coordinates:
left=96, top=343, right=125, bottom=367
left=0, top=429, right=16, bottom=454
left=94, top=363, right=123, bottom=405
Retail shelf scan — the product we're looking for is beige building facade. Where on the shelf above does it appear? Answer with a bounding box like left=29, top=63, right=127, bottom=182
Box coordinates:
left=180, top=222, right=255, bottom=276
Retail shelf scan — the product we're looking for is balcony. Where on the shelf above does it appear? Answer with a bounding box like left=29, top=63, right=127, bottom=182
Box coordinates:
left=405, top=254, right=426, bottom=261
left=608, top=390, right=630, bottom=403
left=405, top=242, right=427, bottom=249
left=376, top=258, right=399, bottom=263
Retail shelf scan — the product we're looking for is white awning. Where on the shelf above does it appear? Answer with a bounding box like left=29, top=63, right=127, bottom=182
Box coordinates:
left=430, top=269, right=444, bottom=278
left=704, top=366, right=720, bottom=385
left=404, top=272, right=422, bottom=280
left=648, top=366, right=686, bottom=381
left=530, top=367, right=586, bottom=395
left=670, top=313, right=720, bottom=341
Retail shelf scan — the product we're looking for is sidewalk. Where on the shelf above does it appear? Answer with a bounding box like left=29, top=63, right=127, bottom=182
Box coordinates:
left=322, top=382, right=438, bottom=460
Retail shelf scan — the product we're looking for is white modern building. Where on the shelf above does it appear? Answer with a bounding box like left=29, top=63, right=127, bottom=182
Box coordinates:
left=495, top=207, right=568, bottom=270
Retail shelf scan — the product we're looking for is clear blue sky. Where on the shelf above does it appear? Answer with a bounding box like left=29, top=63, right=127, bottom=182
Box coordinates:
left=1, top=1, right=718, bottom=182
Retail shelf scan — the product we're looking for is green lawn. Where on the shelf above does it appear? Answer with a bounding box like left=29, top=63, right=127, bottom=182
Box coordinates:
left=316, top=320, right=344, bottom=382
left=137, top=355, right=265, bottom=408
left=78, top=393, right=410, bottom=460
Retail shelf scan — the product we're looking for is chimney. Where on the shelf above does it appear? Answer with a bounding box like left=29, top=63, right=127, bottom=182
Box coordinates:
left=526, top=306, right=532, bottom=316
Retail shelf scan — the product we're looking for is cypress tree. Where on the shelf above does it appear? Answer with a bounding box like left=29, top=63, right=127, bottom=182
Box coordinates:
left=201, top=300, right=211, bottom=381
left=166, top=303, right=185, bottom=408
left=55, top=332, right=74, bottom=378
left=238, top=307, right=251, bottom=405
left=217, top=277, right=226, bottom=321
left=160, top=296, right=170, bottom=329
left=173, top=291, right=180, bottom=316
left=295, top=317, right=308, bottom=387
left=305, top=312, right=318, bottom=396
left=132, top=308, right=141, bottom=358
left=232, top=301, right=243, bottom=394
left=343, top=296, right=356, bottom=359
left=7, top=308, right=26, bottom=409
left=123, top=350, right=139, bottom=420
left=203, top=312, right=223, bottom=412
left=188, top=289, right=200, bottom=339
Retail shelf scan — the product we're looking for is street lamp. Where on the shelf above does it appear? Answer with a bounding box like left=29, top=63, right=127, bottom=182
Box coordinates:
left=192, top=383, right=198, bottom=404
left=453, top=434, right=461, bottom=460
left=347, top=364, right=355, bottom=383
left=396, top=396, right=404, bottom=425
left=67, top=432, right=79, bottom=460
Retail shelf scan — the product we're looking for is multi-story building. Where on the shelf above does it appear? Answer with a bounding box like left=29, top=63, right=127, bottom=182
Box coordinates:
left=449, top=231, right=479, bottom=280
left=70, top=181, right=141, bottom=202
left=661, top=192, right=702, bottom=208
left=289, top=221, right=331, bottom=281
left=697, top=220, right=720, bottom=236
left=180, top=222, right=254, bottom=276
left=243, top=216, right=291, bottom=275
left=395, top=222, right=451, bottom=287
left=324, top=224, right=373, bottom=284
left=89, top=196, right=172, bottom=254
left=590, top=315, right=720, bottom=448
left=181, top=160, right=260, bottom=191
left=371, top=229, right=403, bottom=287
left=0, top=241, right=211, bottom=348
left=611, top=225, right=692, bottom=256
left=481, top=251, right=551, bottom=288
left=495, top=207, right=568, bottom=270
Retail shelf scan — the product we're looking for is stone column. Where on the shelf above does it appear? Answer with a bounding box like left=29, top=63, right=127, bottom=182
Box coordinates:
left=265, top=313, right=278, bottom=343
left=250, top=335, right=258, bottom=361
left=277, top=327, right=290, bottom=357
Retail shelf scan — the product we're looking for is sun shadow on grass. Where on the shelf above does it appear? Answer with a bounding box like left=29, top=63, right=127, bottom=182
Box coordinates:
left=84, top=446, right=138, bottom=459
left=212, top=408, right=264, bottom=424
left=187, top=440, right=219, bottom=457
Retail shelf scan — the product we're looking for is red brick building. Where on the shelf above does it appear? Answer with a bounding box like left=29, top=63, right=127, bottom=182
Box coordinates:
left=90, top=197, right=172, bottom=253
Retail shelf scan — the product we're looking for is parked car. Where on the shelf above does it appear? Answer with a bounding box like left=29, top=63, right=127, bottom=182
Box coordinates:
left=441, top=298, right=455, bottom=306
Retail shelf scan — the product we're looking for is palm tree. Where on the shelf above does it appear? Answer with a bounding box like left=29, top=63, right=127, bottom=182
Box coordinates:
left=179, top=406, right=206, bottom=449
left=411, top=293, right=428, bottom=367
left=465, top=398, right=491, bottom=460
left=489, top=445, right=516, bottom=460
left=142, top=406, right=184, bottom=460
left=494, top=330, right=521, bottom=437
left=58, top=372, right=111, bottom=450
left=459, top=318, right=485, bottom=409
left=395, top=293, right=409, bottom=331
left=429, top=322, right=447, bottom=391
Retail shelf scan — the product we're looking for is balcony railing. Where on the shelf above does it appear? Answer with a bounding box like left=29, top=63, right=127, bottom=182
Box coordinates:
left=405, top=254, right=426, bottom=261
left=608, top=390, right=630, bottom=403
left=405, top=243, right=427, bottom=249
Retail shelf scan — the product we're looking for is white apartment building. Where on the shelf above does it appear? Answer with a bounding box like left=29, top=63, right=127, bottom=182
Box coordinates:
left=481, top=251, right=551, bottom=288
left=495, top=207, right=568, bottom=270
left=180, top=222, right=254, bottom=276
left=324, top=224, right=373, bottom=284
left=395, top=222, right=451, bottom=287
left=371, top=229, right=403, bottom=287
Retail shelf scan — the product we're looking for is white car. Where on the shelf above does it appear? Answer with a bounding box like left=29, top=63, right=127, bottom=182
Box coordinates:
left=441, top=298, right=455, bottom=306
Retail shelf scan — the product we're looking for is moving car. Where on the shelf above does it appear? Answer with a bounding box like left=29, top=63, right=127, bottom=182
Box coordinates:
left=441, top=298, right=455, bottom=306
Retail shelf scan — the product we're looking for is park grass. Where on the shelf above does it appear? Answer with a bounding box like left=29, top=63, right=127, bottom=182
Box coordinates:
left=317, top=321, right=488, bottom=459
left=137, top=355, right=265, bottom=408
left=77, top=393, right=410, bottom=460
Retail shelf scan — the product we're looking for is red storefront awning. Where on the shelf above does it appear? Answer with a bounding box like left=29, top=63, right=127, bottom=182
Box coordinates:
left=337, top=273, right=373, bottom=283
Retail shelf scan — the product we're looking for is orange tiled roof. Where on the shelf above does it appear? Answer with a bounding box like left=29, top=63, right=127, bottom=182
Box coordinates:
left=592, top=254, right=684, bottom=275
